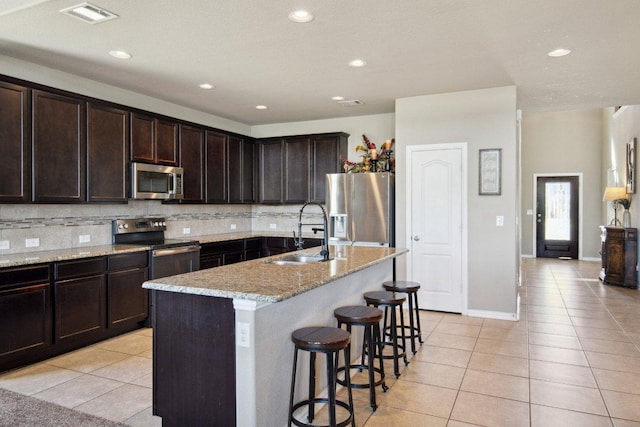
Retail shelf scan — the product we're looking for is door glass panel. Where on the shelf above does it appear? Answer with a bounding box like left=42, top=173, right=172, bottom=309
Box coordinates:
left=545, top=182, right=571, bottom=240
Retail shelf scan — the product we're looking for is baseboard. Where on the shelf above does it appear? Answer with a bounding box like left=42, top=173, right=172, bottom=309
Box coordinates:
left=466, top=309, right=518, bottom=322
left=581, top=257, right=600, bottom=262
left=521, top=254, right=534, bottom=258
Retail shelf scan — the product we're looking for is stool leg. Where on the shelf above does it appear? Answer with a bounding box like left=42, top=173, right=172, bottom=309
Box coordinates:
left=407, top=293, right=417, bottom=354
left=390, top=307, right=400, bottom=378
left=308, top=352, right=316, bottom=423
left=398, top=305, right=409, bottom=366
left=364, top=324, right=377, bottom=410
left=289, top=347, right=298, bottom=426
left=374, top=322, right=388, bottom=392
left=343, top=344, right=355, bottom=427
left=326, top=351, right=337, bottom=427
left=414, top=293, right=424, bottom=344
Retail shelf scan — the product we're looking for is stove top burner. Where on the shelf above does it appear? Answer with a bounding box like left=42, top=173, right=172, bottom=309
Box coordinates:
left=112, top=218, right=198, bottom=248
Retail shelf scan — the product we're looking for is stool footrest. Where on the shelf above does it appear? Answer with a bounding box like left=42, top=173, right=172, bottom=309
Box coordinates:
left=290, top=398, right=353, bottom=427
left=336, top=364, right=388, bottom=391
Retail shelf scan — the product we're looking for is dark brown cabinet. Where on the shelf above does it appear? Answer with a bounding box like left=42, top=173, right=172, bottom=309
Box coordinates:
left=0, top=81, right=30, bottom=202
left=87, top=102, right=129, bottom=202
left=229, top=136, right=255, bottom=204
left=32, top=90, right=86, bottom=203
left=54, top=257, right=107, bottom=345
left=0, top=265, right=51, bottom=372
left=284, top=136, right=311, bottom=204
left=200, top=240, right=245, bottom=269
left=131, top=113, right=178, bottom=165
left=205, top=131, right=228, bottom=203
left=258, top=138, right=284, bottom=203
left=179, top=125, right=205, bottom=203
left=107, top=252, right=149, bottom=328
left=310, top=133, right=348, bottom=202
left=603, top=227, right=638, bottom=288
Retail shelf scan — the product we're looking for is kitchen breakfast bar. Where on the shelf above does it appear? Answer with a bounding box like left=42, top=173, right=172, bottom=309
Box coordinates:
left=142, top=245, right=407, bottom=426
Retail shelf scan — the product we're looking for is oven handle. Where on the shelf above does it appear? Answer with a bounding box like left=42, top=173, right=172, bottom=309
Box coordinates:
left=152, top=245, right=200, bottom=257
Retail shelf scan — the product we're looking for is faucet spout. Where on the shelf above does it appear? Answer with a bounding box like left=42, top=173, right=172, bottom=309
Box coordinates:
left=296, top=202, right=330, bottom=261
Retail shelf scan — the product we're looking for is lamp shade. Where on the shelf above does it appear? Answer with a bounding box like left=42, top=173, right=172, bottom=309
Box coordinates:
left=603, top=187, right=627, bottom=202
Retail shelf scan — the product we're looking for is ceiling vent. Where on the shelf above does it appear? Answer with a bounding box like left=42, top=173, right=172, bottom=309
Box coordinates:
left=60, top=2, right=118, bottom=24
left=337, top=99, right=364, bottom=107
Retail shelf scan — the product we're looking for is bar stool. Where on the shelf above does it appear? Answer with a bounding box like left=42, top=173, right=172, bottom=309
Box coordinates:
left=382, top=280, right=424, bottom=354
left=363, top=291, right=408, bottom=378
left=289, top=326, right=355, bottom=427
left=334, top=305, right=388, bottom=411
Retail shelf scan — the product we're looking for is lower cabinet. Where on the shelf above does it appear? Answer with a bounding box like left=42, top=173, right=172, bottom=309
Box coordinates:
left=603, top=227, right=638, bottom=288
left=108, top=252, right=149, bottom=328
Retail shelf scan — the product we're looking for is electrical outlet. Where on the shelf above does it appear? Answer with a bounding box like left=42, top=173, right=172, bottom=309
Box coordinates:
left=79, top=234, right=91, bottom=243
left=230, top=224, right=236, bottom=230
left=183, top=227, right=191, bottom=235
left=236, top=322, right=250, bottom=348
left=496, top=216, right=504, bottom=227
left=270, top=224, right=277, bottom=229
left=25, top=238, right=40, bottom=248
left=0, top=240, right=9, bottom=250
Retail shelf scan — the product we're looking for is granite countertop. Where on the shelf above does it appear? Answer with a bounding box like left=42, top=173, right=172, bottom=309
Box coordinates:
left=142, top=245, right=408, bottom=303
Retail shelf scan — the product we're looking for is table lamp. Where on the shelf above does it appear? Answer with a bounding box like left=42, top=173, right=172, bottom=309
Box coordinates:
left=603, top=186, right=627, bottom=226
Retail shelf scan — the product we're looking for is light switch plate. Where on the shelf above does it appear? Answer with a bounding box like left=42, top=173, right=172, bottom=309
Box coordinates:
left=270, top=224, right=277, bottom=229
left=79, top=235, right=91, bottom=243
left=0, top=240, right=9, bottom=250
left=25, top=238, right=40, bottom=248
left=183, top=227, right=191, bottom=235
left=236, top=322, right=250, bottom=348
left=230, top=224, right=236, bottom=230
left=496, top=216, right=504, bottom=227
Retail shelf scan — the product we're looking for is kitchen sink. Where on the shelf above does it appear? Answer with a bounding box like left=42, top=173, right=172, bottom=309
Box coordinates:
left=265, top=253, right=330, bottom=266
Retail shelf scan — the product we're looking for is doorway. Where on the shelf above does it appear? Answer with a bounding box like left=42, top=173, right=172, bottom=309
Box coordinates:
left=406, top=143, right=467, bottom=313
left=535, top=175, right=580, bottom=259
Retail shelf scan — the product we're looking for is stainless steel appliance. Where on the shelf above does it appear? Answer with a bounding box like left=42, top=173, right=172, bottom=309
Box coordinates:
left=112, top=218, right=200, bottom=279
left=131, top=162, right=184, bottom=200
left=326, top=172, right=395, bottom=246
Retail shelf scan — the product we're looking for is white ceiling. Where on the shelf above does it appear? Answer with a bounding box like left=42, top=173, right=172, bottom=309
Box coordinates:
left=1, top=0, right=640, bottom=125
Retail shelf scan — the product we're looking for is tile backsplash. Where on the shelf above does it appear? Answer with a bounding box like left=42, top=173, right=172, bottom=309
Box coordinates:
left=0, top=201, right=324, bottom=255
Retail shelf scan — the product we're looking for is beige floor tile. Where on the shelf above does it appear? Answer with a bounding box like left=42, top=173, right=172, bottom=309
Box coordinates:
left=528, top=312, right=573, bottom=325
left=530, top=379, right=608, bottom=415
left=576, top=326, right=633, bottom=342
left=432, top=322, right=481, bottom=338
left=528, top=321, right=576, bottom=337
left=586, top=352, right=640, bottom=374
left=412, top=345, right=471, bottom=368
left=529, top=344, right=589, bottom=366
left=32, top=374, right=123, bottom=408
left=467, top=352, right=528, bottom=377
left=137, top=349, right=153, bottom=359
left=0, top=363, right=82, bottom=395
left=530, top=404, right=613, bottom=427
left=124, top=407, right=163, bottom=427
left=593, top=368, right=640, bottom=394
left=563, top=301, right=607, bottom=311
left=439, top=314, right=484, bottom=326
left=450, top=391, right=529, bottom=427
left=460, top=369, right=529, bottom=402
left=447, top=420, right=484, bottom=427
left=363, top=405, right=448, bottom=427
left=90, top=356, right=152, bottom=383
left=425, top=333, right=477, bottom=351
left=380, top=381, right=457, bottom=419
left=400, top=360, right=466, bottom=389
left=474, top=338, right=528, bottom=358
left=95, top=333, right=153, bottom=355
left=602, top=390, right=640, bottom=422
left=529, top=359, right=597, bottom=388
left=526, top=305, right=568, bottom=317
left=74, top=383, right=152, bottom=422
left=481, top=318, right=526, bottom=330
left=529, top=331, right=582, bottom=349
left=478, top=326, right=527, bottom=343
left=567, top=308, right=616, bottom=320
left=134, top=328, right=153, bottom=337
left=44, top=346, right=130, bottom=373
left=572, top=316, right=624, bottom=330
left=130, top=372, right=153, bottom=389
left=581, top=338, right=640, bottom=358
left=612, top=418, right=640, bottom=427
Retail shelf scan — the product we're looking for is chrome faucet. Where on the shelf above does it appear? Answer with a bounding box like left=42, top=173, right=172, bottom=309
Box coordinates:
left=296, top=202, right=330, bottom=261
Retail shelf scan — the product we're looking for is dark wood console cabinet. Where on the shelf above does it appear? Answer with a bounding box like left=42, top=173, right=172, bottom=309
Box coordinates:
left=603, top=227, right=638, bottom=288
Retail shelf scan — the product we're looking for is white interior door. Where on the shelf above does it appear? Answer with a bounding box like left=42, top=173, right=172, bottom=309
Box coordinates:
left=408, top=145, right=465, bottom=313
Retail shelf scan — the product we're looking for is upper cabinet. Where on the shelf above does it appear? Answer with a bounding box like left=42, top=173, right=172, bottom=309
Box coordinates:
left=258, top=132, right=348, bottom=204
left=205, top=131, right=228, bottom=203
left=87, top=102, right=129, bottom=203
left=131, top=113, right=178, bottom=165
left=32, top=90, right=86, bottom=203
left=0, top=81, right=30, bottom=202
left=206, top=132, right=255, bottom=204
left=179, top=125, right=206, bottom=203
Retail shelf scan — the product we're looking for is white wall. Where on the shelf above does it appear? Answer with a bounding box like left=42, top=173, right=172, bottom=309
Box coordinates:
left=395, top=86, right=518, bottom=316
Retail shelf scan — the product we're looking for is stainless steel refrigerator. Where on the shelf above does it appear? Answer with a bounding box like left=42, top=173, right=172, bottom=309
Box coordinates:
left=326, top=172, right=395, bottom=246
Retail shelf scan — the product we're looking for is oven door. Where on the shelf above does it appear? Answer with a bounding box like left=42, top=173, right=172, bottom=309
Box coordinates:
left=151, top=245, right=200, bottom=279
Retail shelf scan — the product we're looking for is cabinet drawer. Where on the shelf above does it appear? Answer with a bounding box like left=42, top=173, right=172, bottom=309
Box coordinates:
left=201, top=240, right=244, bottom=255
left=109, top=252, right=148, bottom=272
left=55, top=257, right=106, bottom=280
left=245, top=238, right=263, bottom=250
left=0, top=264, right=50, bottom=289
left=265, top=237, right=288, bottom=249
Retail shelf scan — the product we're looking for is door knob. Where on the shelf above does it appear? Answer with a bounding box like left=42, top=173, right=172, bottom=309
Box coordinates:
left=413, top=236, right=420, bottom=241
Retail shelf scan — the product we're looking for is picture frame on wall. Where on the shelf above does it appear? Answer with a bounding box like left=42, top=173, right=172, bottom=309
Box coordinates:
left=627, top=137, right=636, bottom=194
left=479, top=148, right=501, bottom=195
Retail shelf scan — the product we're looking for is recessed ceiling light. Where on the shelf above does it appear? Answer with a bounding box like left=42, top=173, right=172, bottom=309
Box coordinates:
left=256, top=105, right=268, bottom=110
left=288, top=10, right=314, bottom=23
left=109, top=50, right=132, bottom=59
left=60, top=2, right=118, bottom=24
left=348, top=59, right=366, bottom=67
left=199, top=83, right=214, bottom=90
left=547, top=48, right=571, bottom=57
left=331, top=96, right=345, bottom=101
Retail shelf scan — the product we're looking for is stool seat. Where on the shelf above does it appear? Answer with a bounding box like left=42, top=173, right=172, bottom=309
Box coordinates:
left=382, top=280, right=421, bottom=293
left=334, top=306, right=383, bottom=325
left=363, top=291, right=406, bottom=306
left=292, top=327, right=351, bottom=352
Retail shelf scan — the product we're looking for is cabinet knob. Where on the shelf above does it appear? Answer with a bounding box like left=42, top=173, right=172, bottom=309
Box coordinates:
left=413, top=236, right=420, bottom=241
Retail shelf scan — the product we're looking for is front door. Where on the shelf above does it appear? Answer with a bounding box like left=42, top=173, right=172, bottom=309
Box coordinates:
left=408, top=144, right=465, bottom=313
left=536, top=176, right=579, bottom=259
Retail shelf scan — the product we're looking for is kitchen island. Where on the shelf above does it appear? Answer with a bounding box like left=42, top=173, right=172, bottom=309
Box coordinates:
left=143, top=245, right=407, bottom=426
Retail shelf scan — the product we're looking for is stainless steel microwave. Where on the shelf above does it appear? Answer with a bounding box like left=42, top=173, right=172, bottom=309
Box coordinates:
left=131, top=162, right=184, bottom=200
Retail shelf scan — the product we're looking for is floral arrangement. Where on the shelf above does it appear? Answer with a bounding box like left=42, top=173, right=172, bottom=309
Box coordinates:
left=340, top=134, right=395, bottom=173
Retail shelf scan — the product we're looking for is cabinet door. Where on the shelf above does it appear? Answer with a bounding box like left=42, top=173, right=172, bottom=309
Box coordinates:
left=284, top=136, right=311, bottom=204
left=179, top=125, right=205, bottom=203
left=32, top=90, right=86, bottom=202
left=0, top=81, right=30, bottom=202
left=242, top=139, right=256, bottom=203
left=130, top=113, right=155, bottom=163
left=55, top=274, right=106, bottom=344
left=228, top=136, right=243, bottom=203
left=108, top=267, right=149, bottom=326
left=87, top=103, right=129, bottom=202
left=258, top=138, right=283, bottom=203
left=156, top=120, right=178, bottom=165
left=206, top=131, right=228, bottom=203
left=310, top=134, right=347, bottom=203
